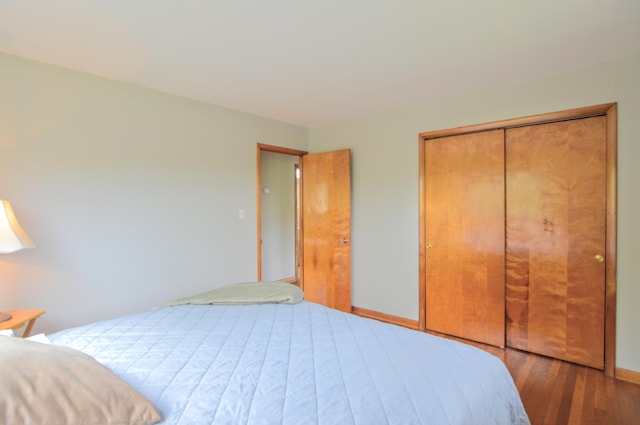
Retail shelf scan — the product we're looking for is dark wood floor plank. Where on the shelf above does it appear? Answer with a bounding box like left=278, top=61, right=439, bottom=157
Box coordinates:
left=541, top=361, right=566, bottom=424
left=568, top=368, right=587, bottom=425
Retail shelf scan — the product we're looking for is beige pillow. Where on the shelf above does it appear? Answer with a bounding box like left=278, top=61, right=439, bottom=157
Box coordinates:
left=0, top=336, right=162, bottom=425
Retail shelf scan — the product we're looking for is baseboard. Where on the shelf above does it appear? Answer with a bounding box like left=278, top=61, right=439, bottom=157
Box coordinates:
left=351, top=306, right=420, bottom=330
left=277, top=277, right=299, bottom=285
left=616, top=367, right=640, bottom=384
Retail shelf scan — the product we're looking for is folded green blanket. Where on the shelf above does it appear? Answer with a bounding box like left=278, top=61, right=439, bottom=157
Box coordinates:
left=165, top=281, right=304, bottom=306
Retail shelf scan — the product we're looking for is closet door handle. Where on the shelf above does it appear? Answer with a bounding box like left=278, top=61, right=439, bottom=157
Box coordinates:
left=594, top=254, right=604, bottom=263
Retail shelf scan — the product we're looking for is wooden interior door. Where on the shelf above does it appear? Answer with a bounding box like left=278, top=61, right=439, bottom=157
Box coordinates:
left=425, top=130, right=506, bottom=346
left=301, top=149, right=352, bottom=312
left=505, top=116, right=607, bottom=369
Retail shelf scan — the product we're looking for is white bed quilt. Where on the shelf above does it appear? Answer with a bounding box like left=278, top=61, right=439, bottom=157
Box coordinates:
left=50, top=302, right=530, bottom=425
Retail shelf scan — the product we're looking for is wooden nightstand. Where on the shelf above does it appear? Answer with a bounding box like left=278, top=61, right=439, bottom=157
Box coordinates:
left=0, top=309, right=46, bottom=337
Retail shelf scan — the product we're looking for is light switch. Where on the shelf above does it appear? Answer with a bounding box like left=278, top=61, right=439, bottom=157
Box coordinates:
left=238, top=208, right=245, bottom=220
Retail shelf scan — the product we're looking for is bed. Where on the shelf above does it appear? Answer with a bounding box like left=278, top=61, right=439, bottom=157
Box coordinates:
left=2, top=283, right=530, bottom=425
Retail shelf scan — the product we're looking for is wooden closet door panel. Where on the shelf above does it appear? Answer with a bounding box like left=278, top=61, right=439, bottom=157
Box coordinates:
left=506, top=117, right=607, bottom=369
left=425, top=129, right=505, bottom=347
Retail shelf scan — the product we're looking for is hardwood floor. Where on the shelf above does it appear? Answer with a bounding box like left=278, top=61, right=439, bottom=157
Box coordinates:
left=475, top=343, right=640, bottom=425
left=353, top=310, right=639, bottom=424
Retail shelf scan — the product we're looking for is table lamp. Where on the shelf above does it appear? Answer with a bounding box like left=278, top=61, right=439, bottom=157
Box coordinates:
left=0, top=199, right=36, bottom=323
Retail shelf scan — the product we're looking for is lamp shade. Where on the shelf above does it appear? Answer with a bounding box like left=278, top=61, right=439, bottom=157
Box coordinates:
left=0, top=200, right=35, bottom=254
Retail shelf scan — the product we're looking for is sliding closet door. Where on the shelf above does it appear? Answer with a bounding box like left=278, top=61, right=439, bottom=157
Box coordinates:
left=505, top=117, right=607, bottom=369
left=425, top=130, right=505, bottom=347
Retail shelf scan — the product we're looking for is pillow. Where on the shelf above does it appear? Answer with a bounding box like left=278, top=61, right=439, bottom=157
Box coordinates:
left=27, top=333, right=52, bottom=344
left=165, top=281, right=304, bottom=306
left=0, top=337, right=162, bottom=425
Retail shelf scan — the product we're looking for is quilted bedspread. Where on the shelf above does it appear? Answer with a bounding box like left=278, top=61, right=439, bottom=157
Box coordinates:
left=50, top=302, right=530, bottom=425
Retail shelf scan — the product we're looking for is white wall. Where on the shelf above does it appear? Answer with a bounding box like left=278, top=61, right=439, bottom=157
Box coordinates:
left=309, top=54, right=640, bottom=372
left=0, top=53, right=308, bottom=333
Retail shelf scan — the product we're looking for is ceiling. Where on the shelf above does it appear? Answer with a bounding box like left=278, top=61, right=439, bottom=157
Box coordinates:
left=1, top=1, right=639, bottom=127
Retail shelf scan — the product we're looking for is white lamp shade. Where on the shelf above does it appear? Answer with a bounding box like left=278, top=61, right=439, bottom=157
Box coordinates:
left=0, top=200, right=35, bottom=254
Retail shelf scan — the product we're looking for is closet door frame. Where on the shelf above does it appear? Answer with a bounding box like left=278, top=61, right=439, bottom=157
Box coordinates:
left=418, top=103, right=617, bottom=376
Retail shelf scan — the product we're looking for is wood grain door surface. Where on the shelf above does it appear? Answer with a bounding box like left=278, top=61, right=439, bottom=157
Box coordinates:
left=505, top=116, right=607, bottom=369
left=301, top=149, right=352, bottom=312
left=425, top=129, right=506, bottom=347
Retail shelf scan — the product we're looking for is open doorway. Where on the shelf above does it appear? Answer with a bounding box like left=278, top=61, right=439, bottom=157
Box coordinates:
left=257, top=143, right=307, bottom=284
left=257, top=143, right=352, bottom=311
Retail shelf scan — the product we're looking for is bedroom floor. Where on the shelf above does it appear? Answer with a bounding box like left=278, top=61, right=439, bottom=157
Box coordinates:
left=474, top=343, right=640, bottom=425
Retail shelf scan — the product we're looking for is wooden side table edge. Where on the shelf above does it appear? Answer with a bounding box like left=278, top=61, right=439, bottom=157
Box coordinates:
left=0, top=309, right=46, bottom=338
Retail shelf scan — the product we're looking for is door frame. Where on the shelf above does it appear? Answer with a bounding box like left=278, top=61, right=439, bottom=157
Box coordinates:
left=418, top=103, right=617, bottom=376
left=256, top=143, right=307, bottom=283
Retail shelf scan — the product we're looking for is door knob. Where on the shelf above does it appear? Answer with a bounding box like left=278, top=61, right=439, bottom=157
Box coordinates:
left=339, top=238, right=350, bottom=244
left=594, top=254, right=604, bottom=263
left=426, top=243, right=432, bottom=249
